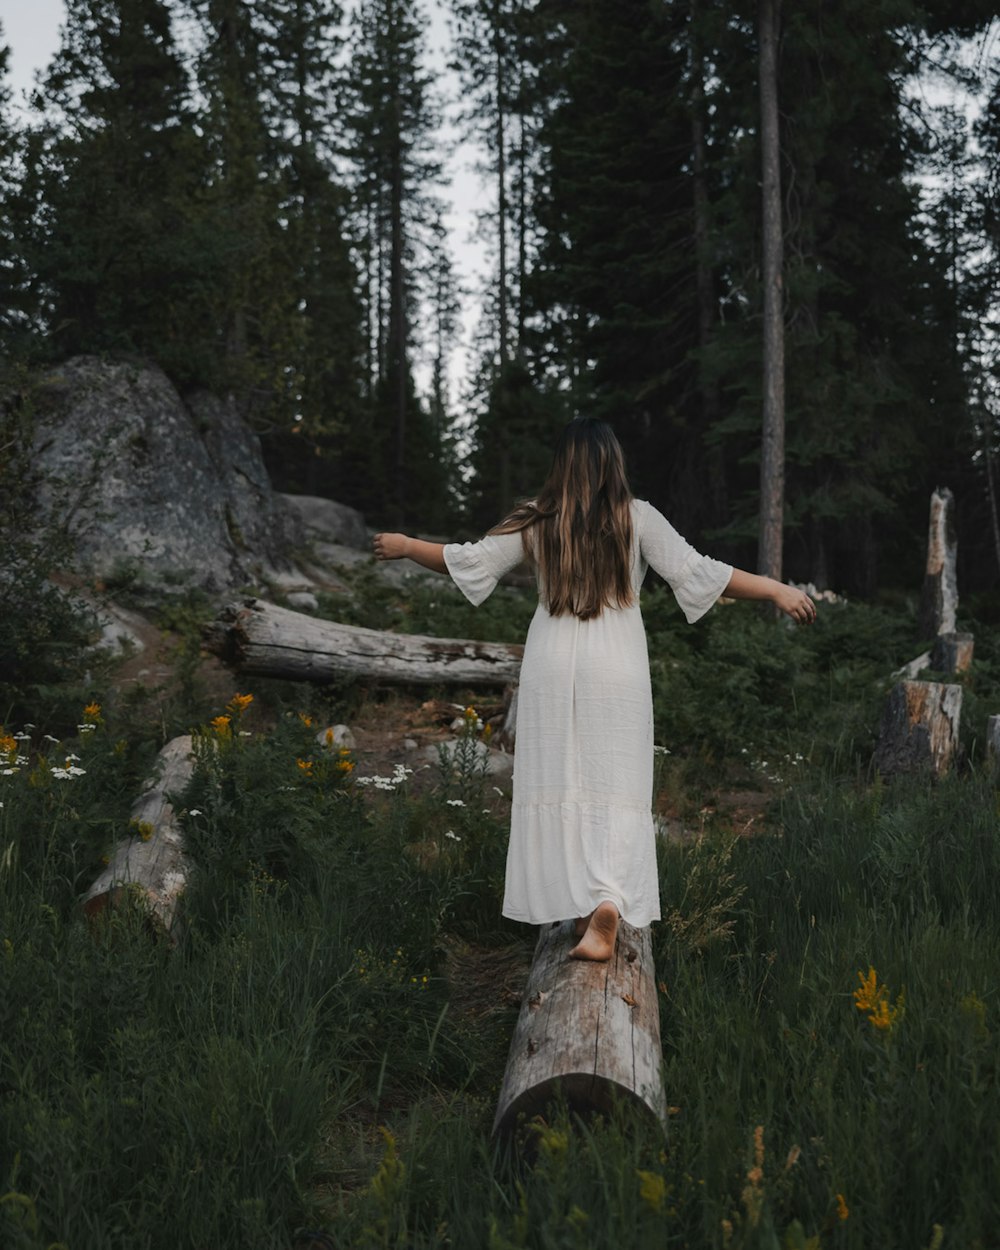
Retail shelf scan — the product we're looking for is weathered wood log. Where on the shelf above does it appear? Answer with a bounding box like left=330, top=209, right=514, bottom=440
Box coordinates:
left=918, top=487, right=958, bottom=639
left=205, top=598, right=524, bottom=688
left=81, top=735, right=194, bottom=939
left=493, top=919, right=667, bottom=1139
left=987, top=716, right=1000, bottom=772
left=930, top=631, right=974, bottom=675
left=873, top=680, right=962, bottom=778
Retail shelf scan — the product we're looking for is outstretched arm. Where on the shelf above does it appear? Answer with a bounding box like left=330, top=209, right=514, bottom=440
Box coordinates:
left=373, top=532, right=448, bottom=574
left=725, top=568, right=816, bottom=624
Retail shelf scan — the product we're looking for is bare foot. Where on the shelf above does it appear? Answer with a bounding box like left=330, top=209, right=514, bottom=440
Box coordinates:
left=573, top=912, right=593, bottom=939
left=569, top=902, right=619, bottom=961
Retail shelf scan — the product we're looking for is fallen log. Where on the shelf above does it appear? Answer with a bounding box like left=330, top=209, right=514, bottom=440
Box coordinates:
left=873, top=680, right=962, bottom=778
left=81, top=735, right=194, bottom=940
left=205, top=597, right=524, bottom=688
left=493, top=919, right=667, bottom=1139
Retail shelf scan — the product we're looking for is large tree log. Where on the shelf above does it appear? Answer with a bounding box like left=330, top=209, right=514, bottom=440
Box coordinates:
left=81, top=735, right=194, bottom=939
left=493, top=919, right=667, bottom=1139
left=206, top=598, right=524, bottom=688
left=873, top=680, right=962, bottom=778
left=919, top=487, right=958, bottom=639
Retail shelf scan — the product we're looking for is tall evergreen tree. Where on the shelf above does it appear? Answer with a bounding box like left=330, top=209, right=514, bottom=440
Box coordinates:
left=17, top=0, right=211, bottom=379
left=344, top=0, right=445, bottom=524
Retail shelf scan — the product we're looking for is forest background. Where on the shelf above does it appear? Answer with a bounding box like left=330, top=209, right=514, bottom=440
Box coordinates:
left=3, top=0, right=1000, bottom=598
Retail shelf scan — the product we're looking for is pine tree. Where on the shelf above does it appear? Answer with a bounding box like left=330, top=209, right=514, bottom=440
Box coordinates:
left=17, top=0, right=211, bottom=379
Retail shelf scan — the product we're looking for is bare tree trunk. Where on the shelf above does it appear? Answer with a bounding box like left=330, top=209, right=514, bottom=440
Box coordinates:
left=757, top=0, right=785, bottom=582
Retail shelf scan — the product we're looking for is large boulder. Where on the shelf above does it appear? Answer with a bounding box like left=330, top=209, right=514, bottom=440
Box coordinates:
left=31, top=357, right=302, bottom=596
left=278, top=492, right=368, bottom=550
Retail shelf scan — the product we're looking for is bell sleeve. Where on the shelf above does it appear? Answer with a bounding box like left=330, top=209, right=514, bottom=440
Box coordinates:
left=443, top=530, right=528, bottom=606
left=637, top=500, right=732, bottom=624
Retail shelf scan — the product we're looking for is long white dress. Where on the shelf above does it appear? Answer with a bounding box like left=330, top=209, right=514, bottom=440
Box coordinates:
left=442, top=498, right=732, bottom=928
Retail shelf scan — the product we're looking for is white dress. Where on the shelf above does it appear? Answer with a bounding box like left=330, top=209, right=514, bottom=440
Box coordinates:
left=443, top=498, right=732, bottom=928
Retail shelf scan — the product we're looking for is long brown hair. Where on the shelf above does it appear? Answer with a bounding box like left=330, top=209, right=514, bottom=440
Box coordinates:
left=490, top=418, right=634, bottom=620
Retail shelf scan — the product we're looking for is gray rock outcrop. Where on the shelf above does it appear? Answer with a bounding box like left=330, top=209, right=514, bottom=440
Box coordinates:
left=31, top=357, right=302, bottom=596
left=279, top=493, right=368, bottom=550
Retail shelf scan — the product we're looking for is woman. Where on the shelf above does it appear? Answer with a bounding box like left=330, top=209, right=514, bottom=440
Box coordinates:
left=374, top=418, right=815, bottom=960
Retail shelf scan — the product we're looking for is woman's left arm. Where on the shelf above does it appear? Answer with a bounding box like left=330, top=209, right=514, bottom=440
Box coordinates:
left=725, top=568, right=817, bottom=624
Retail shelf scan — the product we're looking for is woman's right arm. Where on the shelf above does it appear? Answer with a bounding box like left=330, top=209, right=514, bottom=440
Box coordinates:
left=725, top=567, right=816, bottom=624
left=373, top=532, right=448, bottom=574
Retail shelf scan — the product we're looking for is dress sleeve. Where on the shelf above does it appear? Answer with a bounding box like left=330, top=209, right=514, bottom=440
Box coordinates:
left=637, top=500, right=733, bottom=624
left=443, top=530, right=527, bottom=606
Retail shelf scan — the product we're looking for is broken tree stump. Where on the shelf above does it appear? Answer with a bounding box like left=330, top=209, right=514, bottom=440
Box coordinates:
left=930, top=631, right=974, bottom=675
left=205, top=598, right=523, bottom=688
left=918, top=487, right=958, bottom=640
left=873, top=680, right=962, bottom=778
left=493, top=919, right=667, bottom=1139
left=81, top=735, right=194, bottom=940
left=987, top=716, right=1000, bottom=772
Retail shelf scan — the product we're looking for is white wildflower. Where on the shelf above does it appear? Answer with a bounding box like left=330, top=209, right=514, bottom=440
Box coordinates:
left=446, top=798, right=465, bottom=808
left=492, top=786, right=505, bottom=797
left=78, top=724, right=97, bottom=734
left=42, top=735, right=60, bottom=744
left=188, top=809, right=203, bottom=817
left=445, top=830, right=461, bottom=842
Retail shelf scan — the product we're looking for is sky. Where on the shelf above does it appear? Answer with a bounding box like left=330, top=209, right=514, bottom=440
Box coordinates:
left=0, top=0, right=491, bottom=403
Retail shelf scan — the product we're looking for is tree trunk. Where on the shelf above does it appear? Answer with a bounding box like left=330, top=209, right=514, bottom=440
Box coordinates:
left=873, top=680, right=962, bottom=778
left=987, top=715, right=1000, bottom=772
left=205, top=598, right=524, bottom=687
left=930, top=631, right=974, bottom=675
left=81, top=735, right=195, bottom=940
left=493, top=919, right=667, bottom=1139
left=918, top=487, right=958, bottom=639
left=757, top=0, right=784, bottom=582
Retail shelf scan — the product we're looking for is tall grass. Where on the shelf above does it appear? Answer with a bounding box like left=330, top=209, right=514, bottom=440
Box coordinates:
left=2, top=590, right=999, bottom=1248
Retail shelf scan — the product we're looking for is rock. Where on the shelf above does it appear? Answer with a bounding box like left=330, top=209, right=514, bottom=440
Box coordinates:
left=402, top=737, right=419, bottom=751
left=278, top=493, right=368, bottom=550
left=31, top=357, right=297, bottom=597
left=92, top=601, right=149, bottom=656
left=286, top=590, right=319, bottom=612
left=316, top=724, right=356, bottom=750
left=422, top=738, right=515, bottom=778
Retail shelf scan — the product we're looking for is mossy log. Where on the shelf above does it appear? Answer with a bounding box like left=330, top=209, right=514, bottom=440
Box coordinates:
left=493, top=919, right=667, bottom=1139
left=205, top=597, right=524, bottom=688
left=873, top=680, right=962, bottom=778
left=81, top=735, right=194, bottom=940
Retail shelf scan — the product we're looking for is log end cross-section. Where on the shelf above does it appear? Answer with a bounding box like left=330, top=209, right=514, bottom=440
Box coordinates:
left=493, top=919, right=667, bottom=1140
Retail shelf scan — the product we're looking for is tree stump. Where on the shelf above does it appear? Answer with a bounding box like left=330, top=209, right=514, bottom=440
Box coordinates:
left=205, top=598, right=523, bottom=688
left=873, top=681, right=962, bottom=778
left=987, top=716, right=1000, bottom=772
left=493, top=919, right=667, bottom=1139
left=918, top=487, right=958, bottom=639
left=930, top=631, right=974, bottom=675
left=81, top=735, right=194, bottom=940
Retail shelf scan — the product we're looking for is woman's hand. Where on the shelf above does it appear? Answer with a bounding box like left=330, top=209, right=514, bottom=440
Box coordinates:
left=373, top=532, right=409, bottom=561
left=772, top=582, right=817, bottom=625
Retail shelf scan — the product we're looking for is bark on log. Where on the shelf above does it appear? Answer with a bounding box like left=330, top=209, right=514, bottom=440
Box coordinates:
left=205, top=598, right=524, bottom=688
left=873, top=680, right=962, bottom=778
left=930, top=631, right=974, bottom=675
left=81, top=735, right=194, bottom=940
left=493, top=919, right=667, bottom=1139
left=919, top=487, right=958, bottom=639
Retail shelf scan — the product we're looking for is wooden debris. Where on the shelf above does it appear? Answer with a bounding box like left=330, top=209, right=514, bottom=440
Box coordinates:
left=81, top=735, right=194, bottom=940
left=492, top=919, right=667, bottom=1139
left=205, top=598, right=523, bottom=689
left=873, top=680, right=962, bottom=778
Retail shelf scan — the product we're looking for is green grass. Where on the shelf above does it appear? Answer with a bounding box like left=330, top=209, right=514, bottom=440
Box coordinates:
left=2, top=592, right=999, bottom=1248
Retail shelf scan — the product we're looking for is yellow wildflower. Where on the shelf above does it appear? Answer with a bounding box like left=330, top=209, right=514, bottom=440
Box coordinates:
left=83, top=702, right=102, bottom=722
left=324, top=727, right=335, bottom=746
left=637, top=1169, right=667, bottom=1214
left=298, top=712, right=313, bottom=728
left=210, top=715, right=231, bottom=738
left=297, top=758, right=314, bottom=775
left=0, top=732, right=16, bottom=757
left=228, top=692, right=253, bottom=714
left=335, top=759, right=355, bottom=773
left=129, top=819, right=155, bottom=843
left=836, top=1193, right=849, bottom=1221
left=464, top=705, right=477, bottom=718
left=853, top=966, right=904, bottom=1034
